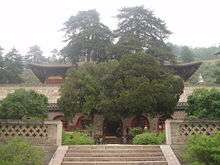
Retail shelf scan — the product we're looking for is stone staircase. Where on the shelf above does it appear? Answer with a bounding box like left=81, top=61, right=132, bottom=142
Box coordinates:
left=61, top=145, right=168, bottom=165
left=103, top=136, right=122, bottom=144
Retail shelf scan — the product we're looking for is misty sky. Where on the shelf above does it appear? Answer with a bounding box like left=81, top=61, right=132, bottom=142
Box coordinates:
left=0, top=0, right=220, bottom=56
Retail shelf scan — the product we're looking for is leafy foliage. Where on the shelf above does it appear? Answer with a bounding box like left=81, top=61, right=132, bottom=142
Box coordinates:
left=0, top=48, right=24, bottom=84
left=0, top=89, right=48, bottom=120
left=133, top=132, right=165, bottom=145
left=187, top=88, right=220, bottom=119
left=180, top=46, right=194, bottom=63
left=114, top=6, right=174, bottom=62
left=62, top=131, right=95, bottom=145
left=62, top=9, right=113, bottom=63
left=104, top=54, right=183, bottom=118
left=0, top=138, right=44, bottom=165
left=184, top=133, right=220, bottom=165
left=24, top=45, right=47, bottom=64
left=59, top=53, right=184, bottom=120
left=129, top=127, right=143, bottom=137
left=58, top=60, right=118, bottom=120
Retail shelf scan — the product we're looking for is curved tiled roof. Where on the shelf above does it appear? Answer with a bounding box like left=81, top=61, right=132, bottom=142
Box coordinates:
left=29, top=62, right=202, bottom=84
left=29, top=64, right=74, bottom=83
left=165, top=62, right=202, bottom=81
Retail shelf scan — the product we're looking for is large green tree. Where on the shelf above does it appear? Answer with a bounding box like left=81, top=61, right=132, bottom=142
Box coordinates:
left=58, top=61, right=118, bottom=120
left=25, top=45, right=47, bottom=64
left=180, top=46, right=194, bottom=63
left=61, top=10, right=113, bottom=63
left=58, top=53, right=184, bottom=120
left=0, top=48, right=24, bottom=84
left=114, top=6, right=175, bottom=63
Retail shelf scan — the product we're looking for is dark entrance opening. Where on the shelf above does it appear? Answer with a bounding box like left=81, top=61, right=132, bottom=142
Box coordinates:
left=103, top=118, right=122, bottom=137
left=131, top=115, right=150, bottom=130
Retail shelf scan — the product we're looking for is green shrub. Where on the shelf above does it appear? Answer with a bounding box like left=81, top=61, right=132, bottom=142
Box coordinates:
left=184, top=132, right=220, bottom=165
left=62, top=131, right=95, bottom=145
left=187, top=88, right=220, bottom=119
left=0, top=89, right=48, bottom=120
left=133, top=132, right=165, bottom=145
left=130, top=127, right=143, bottom=137
left=0, top=138, right=44, bottom=165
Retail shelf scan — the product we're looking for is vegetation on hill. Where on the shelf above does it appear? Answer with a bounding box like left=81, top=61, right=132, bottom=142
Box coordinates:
left=186, top=88, right=220, bottom=119
left=189, top=60, right=220, bottom=85
left=170, top=43, right=220, bottom=62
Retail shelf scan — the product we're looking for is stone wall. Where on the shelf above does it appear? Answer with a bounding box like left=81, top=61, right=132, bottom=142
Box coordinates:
left=0, top=120, right=62, bottom=146
left=165, top=119, right=220, bottom=145
left=0, top=85, right=60, bottom=103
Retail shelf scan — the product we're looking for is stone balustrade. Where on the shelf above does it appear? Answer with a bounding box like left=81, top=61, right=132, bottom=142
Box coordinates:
left=0, top=120, right=62, bottom=146
left=165, top=119, right=220, bottom=145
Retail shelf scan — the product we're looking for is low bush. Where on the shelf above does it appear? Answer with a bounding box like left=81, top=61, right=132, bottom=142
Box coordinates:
left=0, top=89, right=48, bottom=120
left=130, top=127, right=143, bottom=137
left=62, top=131, right=95, bottom=145
left=184, top=132, right=220, bottom=165
left=133, top=132, right=165, bottom=145
left=0, top=138, right=44, bottom=165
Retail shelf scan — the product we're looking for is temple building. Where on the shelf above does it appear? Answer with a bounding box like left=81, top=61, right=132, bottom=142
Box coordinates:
left=29, top=64, right=74, bottom=84
left=0, top=62, right=202, bottom=143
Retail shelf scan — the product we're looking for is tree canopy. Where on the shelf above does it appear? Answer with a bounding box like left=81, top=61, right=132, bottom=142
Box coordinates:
left=25, top=45, right=47, bottom=64
left=180, top=46, right=194, bottom=63
left=0, top=48, right=24, bottom=84
left=61, top=7, right=175, bottom=64
left=114, top=6, right=174, bottom=63
left=58, top=53, right=184, bottom=120
left=61, top=9, right=113, bottom=63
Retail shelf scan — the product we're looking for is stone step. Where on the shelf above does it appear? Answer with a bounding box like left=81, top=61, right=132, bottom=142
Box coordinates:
left=67, top=149, right=162, bottom=153
left=63, top=156, right=166, bottom=161
left=65, top=152, right=164, bottom=157
left=61, top=145, right=168, bottom=165
left=62, top=161, right=168, bottom=165
left=68, top=145, right=161, bottom=150
left=104, top=136, right=122, bottom=144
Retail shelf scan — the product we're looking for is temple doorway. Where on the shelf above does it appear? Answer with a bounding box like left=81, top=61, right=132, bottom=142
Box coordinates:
left=131, top=115, right=150, bottom=130
left=103, top=118, right=123, bottom=137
